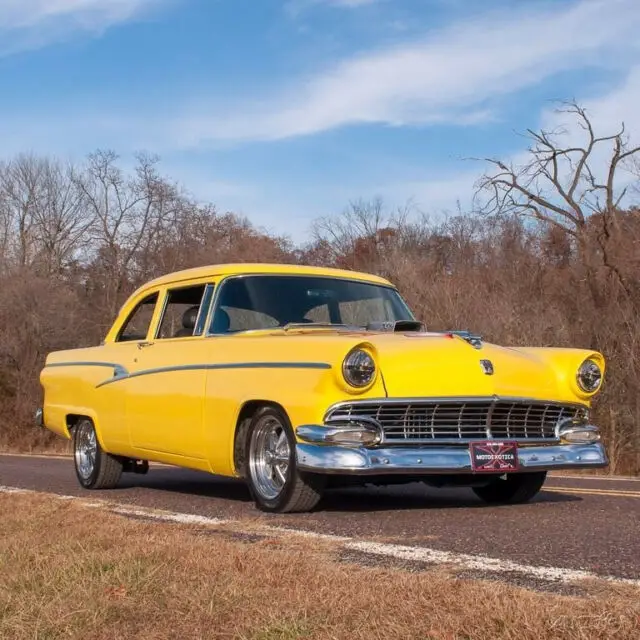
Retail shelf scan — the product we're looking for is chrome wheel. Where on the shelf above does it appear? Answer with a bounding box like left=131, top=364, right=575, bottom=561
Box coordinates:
left=75, top=421, right=97, bottom=481
left=249, top=414, right=291, bottom=501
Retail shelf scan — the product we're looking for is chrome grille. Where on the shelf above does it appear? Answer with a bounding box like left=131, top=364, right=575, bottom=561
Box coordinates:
left=325, top=399, right=584, bottom=443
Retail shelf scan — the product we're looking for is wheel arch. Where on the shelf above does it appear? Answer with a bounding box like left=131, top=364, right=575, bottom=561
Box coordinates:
left=232, top=399, right=288, bottom=478
left=65, top=412, right=109, bottom=450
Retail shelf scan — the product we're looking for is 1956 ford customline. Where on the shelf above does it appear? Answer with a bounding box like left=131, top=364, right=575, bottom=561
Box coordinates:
left=38, top=263, right=608, bottom=512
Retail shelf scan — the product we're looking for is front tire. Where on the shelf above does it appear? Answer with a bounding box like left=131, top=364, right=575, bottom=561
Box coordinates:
left=472, top=471, right=547, bottom=505
left=73, top=419, right=123, bottom=489
left=246, top=406, right=325, bottom=513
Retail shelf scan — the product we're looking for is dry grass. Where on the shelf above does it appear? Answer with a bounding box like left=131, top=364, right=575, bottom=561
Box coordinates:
left=0, top=433, right=72, bottom=455
left=0, top=495, right=639, bottom=640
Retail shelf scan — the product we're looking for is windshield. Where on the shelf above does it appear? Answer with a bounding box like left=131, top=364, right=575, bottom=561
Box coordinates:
left=209, top=275, right=415, bottom=333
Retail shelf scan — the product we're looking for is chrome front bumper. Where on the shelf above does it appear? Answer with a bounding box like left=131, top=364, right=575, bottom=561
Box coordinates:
left=295, top=425, right=608, bottom=475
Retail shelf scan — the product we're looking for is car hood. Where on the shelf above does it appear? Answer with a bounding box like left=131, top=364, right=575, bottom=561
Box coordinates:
left=359, top=332, right=560, bottom=400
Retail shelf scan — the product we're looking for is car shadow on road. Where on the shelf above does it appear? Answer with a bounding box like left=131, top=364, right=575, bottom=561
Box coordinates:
left=114, top=469, right=254, bottom=504
left=314, top=484, right=582, bottom=513
left=113, top=468, right=581, bottom=513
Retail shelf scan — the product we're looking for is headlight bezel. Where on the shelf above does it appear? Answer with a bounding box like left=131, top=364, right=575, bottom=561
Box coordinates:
left=342, top=347, right=377, bottom=389
left=576, top=358, right=603, bottom=394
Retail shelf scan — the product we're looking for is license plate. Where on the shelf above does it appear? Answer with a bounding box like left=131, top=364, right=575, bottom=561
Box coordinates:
left=470, top=441, right=519, bottom=472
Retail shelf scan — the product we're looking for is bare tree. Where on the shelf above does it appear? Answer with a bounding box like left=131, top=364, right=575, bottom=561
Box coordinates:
left=74, top=150, right=182, bottom=316
left=312, top=197, right=388, bottom=262
left=311, top=197, right=426, bottom=269
left=0, top=154, right=45, bottom=269
left=475, top=102, right=640, bottom=299
left=476, top=101, right=640, bottom=234
left=32, top=159, right=93, bottom=274
left=0, top=155, right=94, bottom=275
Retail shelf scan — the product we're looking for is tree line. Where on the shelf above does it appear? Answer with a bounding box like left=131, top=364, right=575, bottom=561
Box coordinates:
left=1, top=102, right=638, bottom=474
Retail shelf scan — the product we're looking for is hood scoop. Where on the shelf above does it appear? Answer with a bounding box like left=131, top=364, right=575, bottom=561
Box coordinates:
left=365, top=322, right=483, bottom=347
left=447, top=330, right=483, bottom=349
left=366, top=320, right=426, bottom=333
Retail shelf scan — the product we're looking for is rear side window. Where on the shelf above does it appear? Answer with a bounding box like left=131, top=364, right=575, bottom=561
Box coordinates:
left=156, top=284, right=213, bottom=339
left=117, top=292, right=159, bottom=342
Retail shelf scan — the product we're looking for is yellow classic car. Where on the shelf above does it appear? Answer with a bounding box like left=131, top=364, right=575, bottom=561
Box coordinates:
left=37, top=263, right=607, bottom=512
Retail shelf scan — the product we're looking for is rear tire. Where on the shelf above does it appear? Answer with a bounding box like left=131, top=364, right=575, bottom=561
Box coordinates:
left=73, top=418, right=123, bottom=489
left=472, top=471, right=547, bottom=505
left=245, top=406, right=325, bottom=513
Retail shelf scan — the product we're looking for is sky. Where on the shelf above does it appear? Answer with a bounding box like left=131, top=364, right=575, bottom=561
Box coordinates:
left=0, top=0, right=639, bottom=242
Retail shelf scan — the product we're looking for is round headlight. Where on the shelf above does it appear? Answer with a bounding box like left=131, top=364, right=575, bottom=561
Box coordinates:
left=577, top=359, right=602, bottom=393
left=343, top=349, right=376, bottom=388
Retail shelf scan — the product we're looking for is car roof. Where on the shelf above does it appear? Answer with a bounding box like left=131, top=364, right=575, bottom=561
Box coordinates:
left=143, top=263, right=394, bottom=289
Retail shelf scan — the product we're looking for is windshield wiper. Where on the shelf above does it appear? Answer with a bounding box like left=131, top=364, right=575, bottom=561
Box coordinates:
left=281, top=322, right=360, bottom=332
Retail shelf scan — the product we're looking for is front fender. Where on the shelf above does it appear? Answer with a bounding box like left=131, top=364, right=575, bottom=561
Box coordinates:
left=203, top=362, right=387, bottom=476
left=516, top=347, right=605, bottom=403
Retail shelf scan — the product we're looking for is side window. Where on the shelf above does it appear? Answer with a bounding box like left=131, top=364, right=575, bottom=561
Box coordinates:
left=117, top=293, right=159, bottom=342
left=156, top=284, right=212, bottom=339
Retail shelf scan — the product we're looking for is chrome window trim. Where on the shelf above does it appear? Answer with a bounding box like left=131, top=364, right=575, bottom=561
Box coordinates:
left=154, top=282, right=214, bottom=340
left=194, top=283, right=215, bottom=336
left=205, top=273, right=415, bottom=337
left=153, top=288, right=171, bottom=340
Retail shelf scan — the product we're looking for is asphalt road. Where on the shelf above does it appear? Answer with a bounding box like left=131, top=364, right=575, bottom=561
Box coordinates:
left=2, top=454, right=639, bottom=580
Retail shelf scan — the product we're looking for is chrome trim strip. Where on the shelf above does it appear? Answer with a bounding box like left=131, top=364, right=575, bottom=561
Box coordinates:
left=45, top=361, right=130, bottom=374
left=296, top=440, right=608, bottom=475
left=95, top=361, right=331, bottom=388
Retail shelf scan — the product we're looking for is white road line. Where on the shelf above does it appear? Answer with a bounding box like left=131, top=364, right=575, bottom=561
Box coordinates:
left=1, top=484, right=638, bottom=588
left=345, top=541, right=640, bottom=586
left=109, top=506, right=228, bottom=526
left=0, top=486, right=30, bottom=494
left=268, top=525, right=350, bottom=543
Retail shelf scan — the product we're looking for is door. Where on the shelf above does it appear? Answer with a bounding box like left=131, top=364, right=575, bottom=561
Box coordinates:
left=126, top=282, right=215, bottom=459
left=95, top=290, right=161, bottom=452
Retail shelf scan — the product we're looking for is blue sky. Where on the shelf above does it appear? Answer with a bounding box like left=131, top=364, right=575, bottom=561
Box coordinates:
left=1, top=0, right=639, bottom=242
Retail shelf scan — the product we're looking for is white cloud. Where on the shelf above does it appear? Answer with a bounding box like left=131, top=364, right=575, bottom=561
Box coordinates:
left=175, top=0, right=640, bottom=145
left=381, top=172, right=479, bottom=214
left=570, top=67, right=640, bottom=143
left=0, top=0, right=166, bottom=55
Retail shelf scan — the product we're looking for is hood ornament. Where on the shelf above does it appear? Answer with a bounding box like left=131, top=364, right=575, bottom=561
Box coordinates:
left=480, top=359, right=494, bottom=375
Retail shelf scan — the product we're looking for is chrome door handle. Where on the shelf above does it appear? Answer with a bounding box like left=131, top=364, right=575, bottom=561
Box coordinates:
left=137, top=341, right=154, bottom=349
